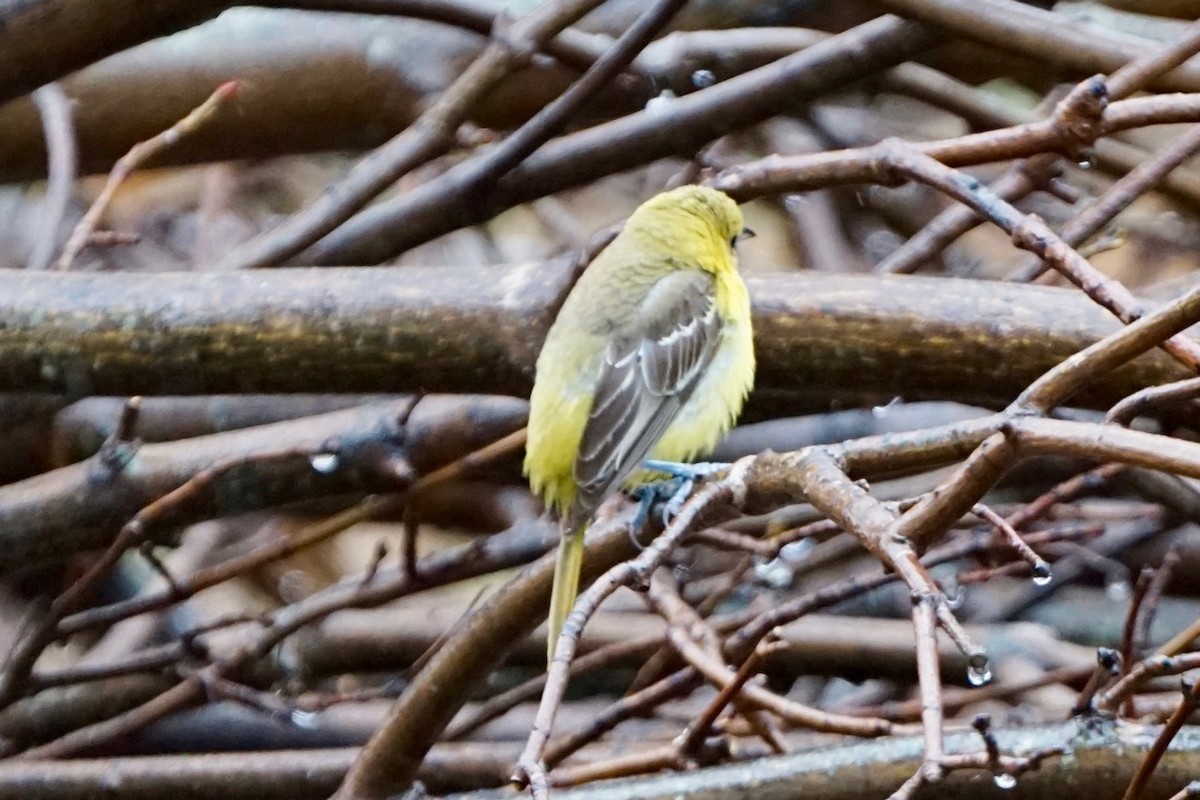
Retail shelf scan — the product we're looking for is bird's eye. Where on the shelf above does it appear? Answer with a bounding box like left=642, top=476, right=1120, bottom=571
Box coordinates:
left=731, top=227, right=756, bottom=247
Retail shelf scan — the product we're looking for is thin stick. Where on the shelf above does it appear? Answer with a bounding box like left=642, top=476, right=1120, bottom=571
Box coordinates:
left=513, top=457, right=756, bottom=798
left=28, top=84, right=76, bottom=271
left=911, top=592, right=946, bottom=783
left=55, top=81, right=239, bottom=270
left=1107, top=377, right=1200, bottom=425
left=1122, top=678, right=1200, bottom=800
left=58, top=426, right=527, bottom=637
left=973, top=503, right=1051, bottom=581
left=0, top=448, right=312, bottom=708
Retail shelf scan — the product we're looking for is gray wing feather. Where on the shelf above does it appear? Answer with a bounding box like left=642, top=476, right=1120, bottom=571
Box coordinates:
left=568, top=270, right=722, bottom=527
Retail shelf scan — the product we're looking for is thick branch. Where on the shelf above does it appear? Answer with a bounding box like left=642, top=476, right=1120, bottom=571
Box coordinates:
left=306, top=15, right=935, bottom=264
left=0, top=266, right=1184, bottom=408
left=0, top=395, right=525, bottom=571
left=453, top=720, right=1200, bottom=800
left=0, top=0, right=230, bottom=106
left=336, top=515, right=639, bottom=799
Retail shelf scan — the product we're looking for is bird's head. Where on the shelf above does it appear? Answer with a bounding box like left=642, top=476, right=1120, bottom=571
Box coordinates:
left=629, top=185, right=750, bottom=274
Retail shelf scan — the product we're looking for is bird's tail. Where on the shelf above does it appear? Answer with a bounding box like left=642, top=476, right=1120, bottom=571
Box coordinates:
left=547, top=528, right=585, bottom=666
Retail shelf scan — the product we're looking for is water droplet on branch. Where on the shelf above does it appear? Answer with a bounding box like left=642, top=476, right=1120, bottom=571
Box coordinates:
left=310, top=453, right=339, bottom=474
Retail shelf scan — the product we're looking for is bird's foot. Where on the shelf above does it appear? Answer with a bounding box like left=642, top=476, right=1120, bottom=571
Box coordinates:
left=629, top=485, right=660, bottom=540
left=642, top=460, right=732, bottom=523
left=630, top=479, right=684, bottom=533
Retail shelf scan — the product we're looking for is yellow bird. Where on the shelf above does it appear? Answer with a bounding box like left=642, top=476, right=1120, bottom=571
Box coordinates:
left=524, top=185, right=756, bottom=664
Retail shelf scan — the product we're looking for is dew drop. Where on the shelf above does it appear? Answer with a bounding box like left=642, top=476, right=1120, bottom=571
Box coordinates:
left=310, top=453, right=339, bottom=474
left=967, top=651, right=992, bottom=686
left=290, top=709, right=320, bottom=729
left=779, top=538, right=815, bottom=563
left=39, top=359, right=60, bottom=383
left=754, top=558, right=793, bottom=589
left=1032, top=562, right=1053, bottom=586
left=1105, top=576, right=1132, bottom=601
left=967, top=664, right=992, bottom=686
left=691, top=68, right=716, bottom=89
left=994, top=773, right=1017, bottom=790
left=871, top=396, right=903, bottom=418
left=645, top=89, right=677, bottom=116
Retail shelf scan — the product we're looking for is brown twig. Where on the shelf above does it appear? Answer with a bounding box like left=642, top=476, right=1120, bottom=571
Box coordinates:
left=55, top=80, right=238, bottom=270
left=545, top=670, right=703, bottom=771
left=791, top=448, right=987, bottom=669
left=309, top=0, right=688, bottom=260
left=1119, top=569, right=1158, bottom=684
left=972, top=503, right=1052, bottom=583
left=884, top=139, right=1200, bottom=373
left=445, top=634, right=665, bottom=741
left=0, top=447, right=317, bottom=709
left=860, top=664, right=1092, bottom=723
left=26, top=643, right=183, bottom=692
left=1138, top=550, right=1181, bottom=656
left=674, top=630, right=786, bottom=759
left=1158, top=617, right=1200, bottom=659
left=205, top=0, right=609, bottom=269
left=714, top=94, right=1200, bottom=198
left=1107, top=377, right=1200, bottom=426
left=875, top=17, right=1200, bottom=275
left=910, top=592, right=946, bottom=785
left=1011, top=274, right=1200, bottom=415
left=337, top=501, right=641, bottom=798
left=642, top=574, right=787, bottom=757
left=1007, top=463, right=1125, bottom=530
left=652, top=575, right=894, bottom=739
left=307, top=15, right=935, bottom=264
left=513, top=458, right=756, bottom=799
left=58, top=496, right=397, bottom=637
left=1097, top=652, right=1200, bottom=712
left=1072, top=647, right=1122, bottom=716
left=891, top=430, right=1016, bottom=552
left=1012, top=122, right=1200, bottom=283
left=876, top=0, right=1200, bottom=93
left=20, top=508, right=561, bottom=760
left=1123, top=677, right=1200, bottom=800
left=18, top=679, right=203, bottom=760
left=1165, top=781, right=1200, bottom=800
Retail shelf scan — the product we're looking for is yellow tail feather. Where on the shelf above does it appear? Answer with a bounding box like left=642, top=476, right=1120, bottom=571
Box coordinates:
left=547, top=530, right=585, bottom=666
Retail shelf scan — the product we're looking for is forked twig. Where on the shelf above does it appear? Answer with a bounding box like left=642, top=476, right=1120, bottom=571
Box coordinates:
left=56, top=81, right=239, bottom=269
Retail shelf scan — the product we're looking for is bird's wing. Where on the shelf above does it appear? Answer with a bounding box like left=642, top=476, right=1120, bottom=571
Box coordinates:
left=569, top=269, right=722, bottom=527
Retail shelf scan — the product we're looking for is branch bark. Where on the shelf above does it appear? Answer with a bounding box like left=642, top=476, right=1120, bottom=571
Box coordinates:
left=0, top=266, right=1184, bottom=408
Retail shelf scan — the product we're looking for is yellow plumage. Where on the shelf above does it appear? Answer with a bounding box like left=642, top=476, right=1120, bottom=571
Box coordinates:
left=524, top=185, right=755, bottom=664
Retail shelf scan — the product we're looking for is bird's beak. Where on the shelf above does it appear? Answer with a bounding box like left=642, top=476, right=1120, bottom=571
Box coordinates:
left=737, top=227, right=756, bottom=244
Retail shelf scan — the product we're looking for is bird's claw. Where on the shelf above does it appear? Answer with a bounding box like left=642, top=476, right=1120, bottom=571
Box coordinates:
left=660, top=476, right=695, bottom=523
left=643, top=460, right=730, bottom=481
left=641, top=460, right=732, bottom=524
left=630, top=485, right=658, bottom=538
left=630, top=478, right=687, bottom=530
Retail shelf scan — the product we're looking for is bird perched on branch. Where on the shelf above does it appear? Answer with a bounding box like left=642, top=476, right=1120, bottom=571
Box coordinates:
left=524, top=185, right=756, bottom=665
